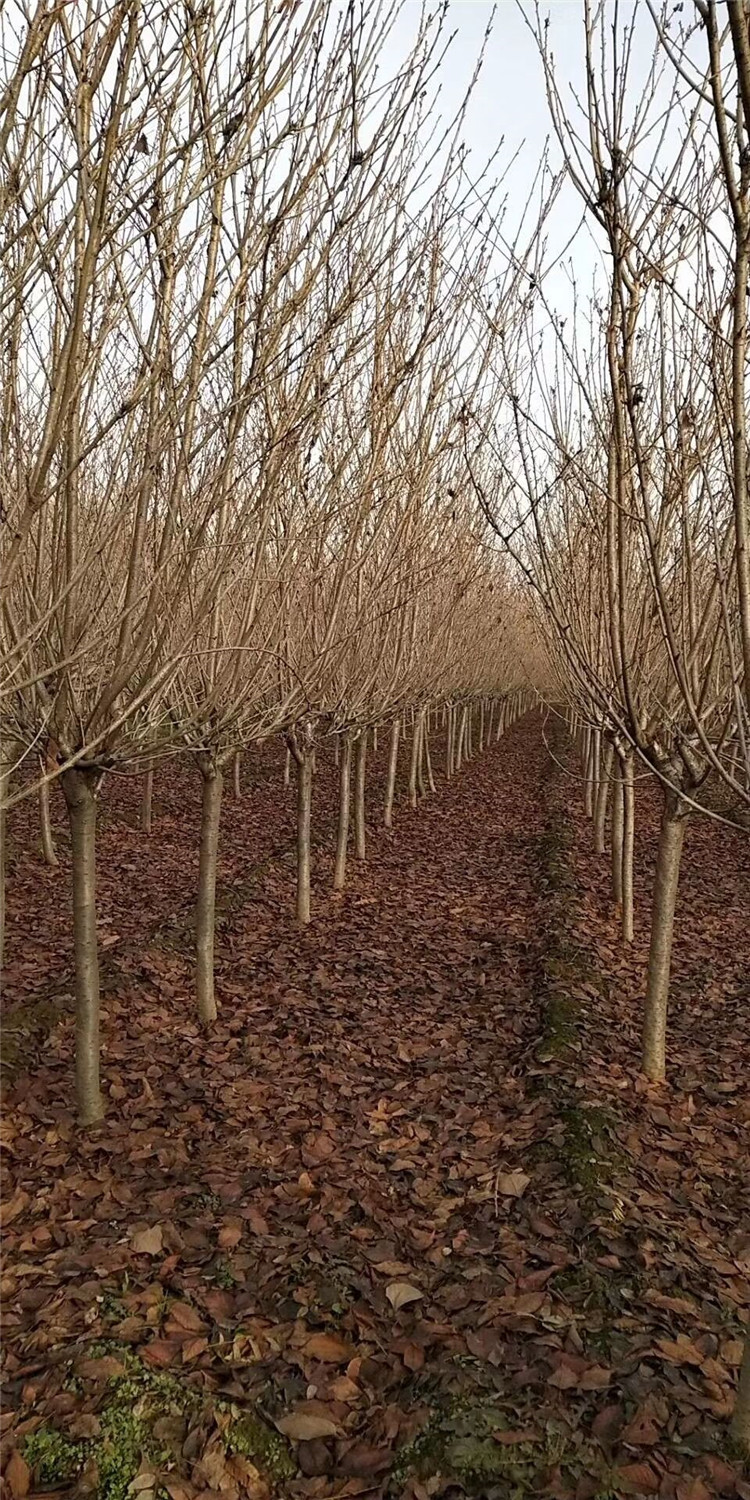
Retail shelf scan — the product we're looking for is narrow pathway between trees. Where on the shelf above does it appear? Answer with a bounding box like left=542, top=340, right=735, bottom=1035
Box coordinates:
left=2, top=718, right=748, bottom=1500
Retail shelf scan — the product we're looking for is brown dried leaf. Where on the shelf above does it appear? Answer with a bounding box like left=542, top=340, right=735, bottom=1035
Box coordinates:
left=303, top=1332, right=353, bottom=1364
left=130, top=1224, right=164, bottom=1256
left=4, top=1449, right=30, bottom=1499
left=386, top=1282, right=423, bottom=1312
left=495, top=1170, right=530, bottom=1198
left=276, top=1412, right=340, bottom=1441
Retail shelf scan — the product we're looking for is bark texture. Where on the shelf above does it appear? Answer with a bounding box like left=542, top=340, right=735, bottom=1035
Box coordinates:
left=594, top=741, right=613, bottom=853
left=38, top=758, right=58, bottom=866
left=334, top=734, right=352, bottom=890
left=643, top=789, right=687, bottom=1081
left=196, top=762, right=223, bottom=1024
left=62, top=768, right=104, bottom=1125
left=384, top=718, right=399, bottom=827
left=354, top=728, right=367, bottom=859
left=296, top=751, right=312, bottom=925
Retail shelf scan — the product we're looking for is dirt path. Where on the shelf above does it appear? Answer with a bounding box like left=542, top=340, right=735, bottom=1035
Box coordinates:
left=2, top=719, right=748, bottom=1500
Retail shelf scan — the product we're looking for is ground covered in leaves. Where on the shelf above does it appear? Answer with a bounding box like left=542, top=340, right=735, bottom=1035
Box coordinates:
left=2, top=716, right=749, bottom=1500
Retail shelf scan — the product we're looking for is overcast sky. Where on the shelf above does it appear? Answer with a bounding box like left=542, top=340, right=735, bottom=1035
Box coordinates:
left=379, top=0, right=668, bottom=317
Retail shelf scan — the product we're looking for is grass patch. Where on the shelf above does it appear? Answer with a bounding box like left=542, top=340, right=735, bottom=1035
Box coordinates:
left=390, top=1395, right=618, bottom=1497
left=22, top=1342, right=292, bottom=1499
left=228, top=1413, right=295, bottom=1483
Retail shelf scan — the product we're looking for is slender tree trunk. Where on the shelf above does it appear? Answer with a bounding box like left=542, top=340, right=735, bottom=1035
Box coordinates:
left=334, top=736, right=340, bottom=768
left=417, top=709, right=427, bottom=798
left=642, top=787, right=687, bottom=1082
left=583, top=727, right=594, bottom=818
left=61, top=768, right=103, bottom=1126
left=621, top=751, right=635, bottom=944
left=384, top=718, right=399, bottom=827
left=38, top=757, right=58, bottom=867
left=140, top=765, right=154, bottom=834
left=730, top=1332, right=750, bottom=1456
left=354, top=728, right=367, bottom=858
left=296, top=750, right=312, bottom=925
left=232, top=750, right=241, bottom=799
left=594, top=741, right=613, bottom=854
left=196, top=762, right=223, bottom=1025
left=284, top=746, right=291, bottom=787
left=479, top=700, right=485, bottom=753
left=0, top=741, right=11, bottom=980
left=590, top=726, right=601, bottom=821
left=409, top=713, right=421, bottom=807
left=424, top=720, right=436, bottom=793
left=487, top=701, right=494, bottom=744
left=333, top=734, right=352, bottom=891
left=373, top=725, right=378, bottom=754
left=611, top=757, right=624, bottom=906
left=446, top=707, right=454, bottom=778
left=456, top=707, right=467, bottom=769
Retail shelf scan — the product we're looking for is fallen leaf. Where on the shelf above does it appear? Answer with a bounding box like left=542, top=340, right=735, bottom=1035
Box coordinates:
left=276, top=1412, right=340, bottom=1441
left=303, top=1332, right=353, bottom=1364
left=491, top=1429, right=541, bottom=1445
left=4, top=1449, right=29, bottom=1499
left=386, top=1282, right=424, bottom=1312
left=615, top=1462, right=659, bottom=1494
left=130, top=1225, right=164, bottom=1256
left=75, top=1355, right=128, bottom=1381
left=495, top=1170, right=530, bottom=1198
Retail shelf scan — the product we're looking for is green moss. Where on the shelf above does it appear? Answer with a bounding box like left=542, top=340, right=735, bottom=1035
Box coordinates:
left=537, top=993, right=579, bottom=1060
left=23, top=1427, right=84, bottom=1484
left=559, top=1103, right=618, bottom=1193
left=228, top=1414, right=295, bottom=1482
left=24, top=1344, right=296, bottom=1499
left=391, top=1398, right=549, bottom=1496
left=96, top=1403, right=155, bottom=1500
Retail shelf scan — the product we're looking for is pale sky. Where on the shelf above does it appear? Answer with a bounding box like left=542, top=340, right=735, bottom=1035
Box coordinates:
left=379, top=0, right=679, bottom=317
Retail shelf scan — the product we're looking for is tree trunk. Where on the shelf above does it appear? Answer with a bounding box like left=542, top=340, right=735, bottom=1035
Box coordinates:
left=424, top=719, right=436, bottom=793
left=296, top=750, right=312, bottom=925
left=583, top=726, right=594, bottom=818
left=479, top=699, right=485, bottom=753
left=594, top=741, right=613, bottom=854
left=232, top=750, right=241, bottom=798
left=416, top=709, right=427, bottom=798
left=643, top=788, right=687, bottom=1082
left=621, top=751, right=635, bottom=944
left=487, top=701, right=494, bottom=744
left=61, top=769, right=103, bottom=1126
left=196, top=762, right=223, bottom=1025
left=409, top=713, right=421, bottom=807
left=284, top=745, right=291, bottom=787
left=384, top=718, right=399, bottom=827
left=354, top=728, right=367, bottom=859
left=334, top=734, right=352, bottom=891
left=456, top=707, right=466, bottom=770
left=38, top=757, right=58, bottom=867
left=0, top=742, right=11, bottom=979
left=730, top=1332, right=750, bottom=1455
left=446, top=707, right=454, bottom=778
left=140, top=765, right=154, bottom=834
left=611, top=756, right=624, bottom=906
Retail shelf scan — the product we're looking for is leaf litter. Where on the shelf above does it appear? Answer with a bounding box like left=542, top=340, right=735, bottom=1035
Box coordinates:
left=1, top=718, right=749, bottom=1498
